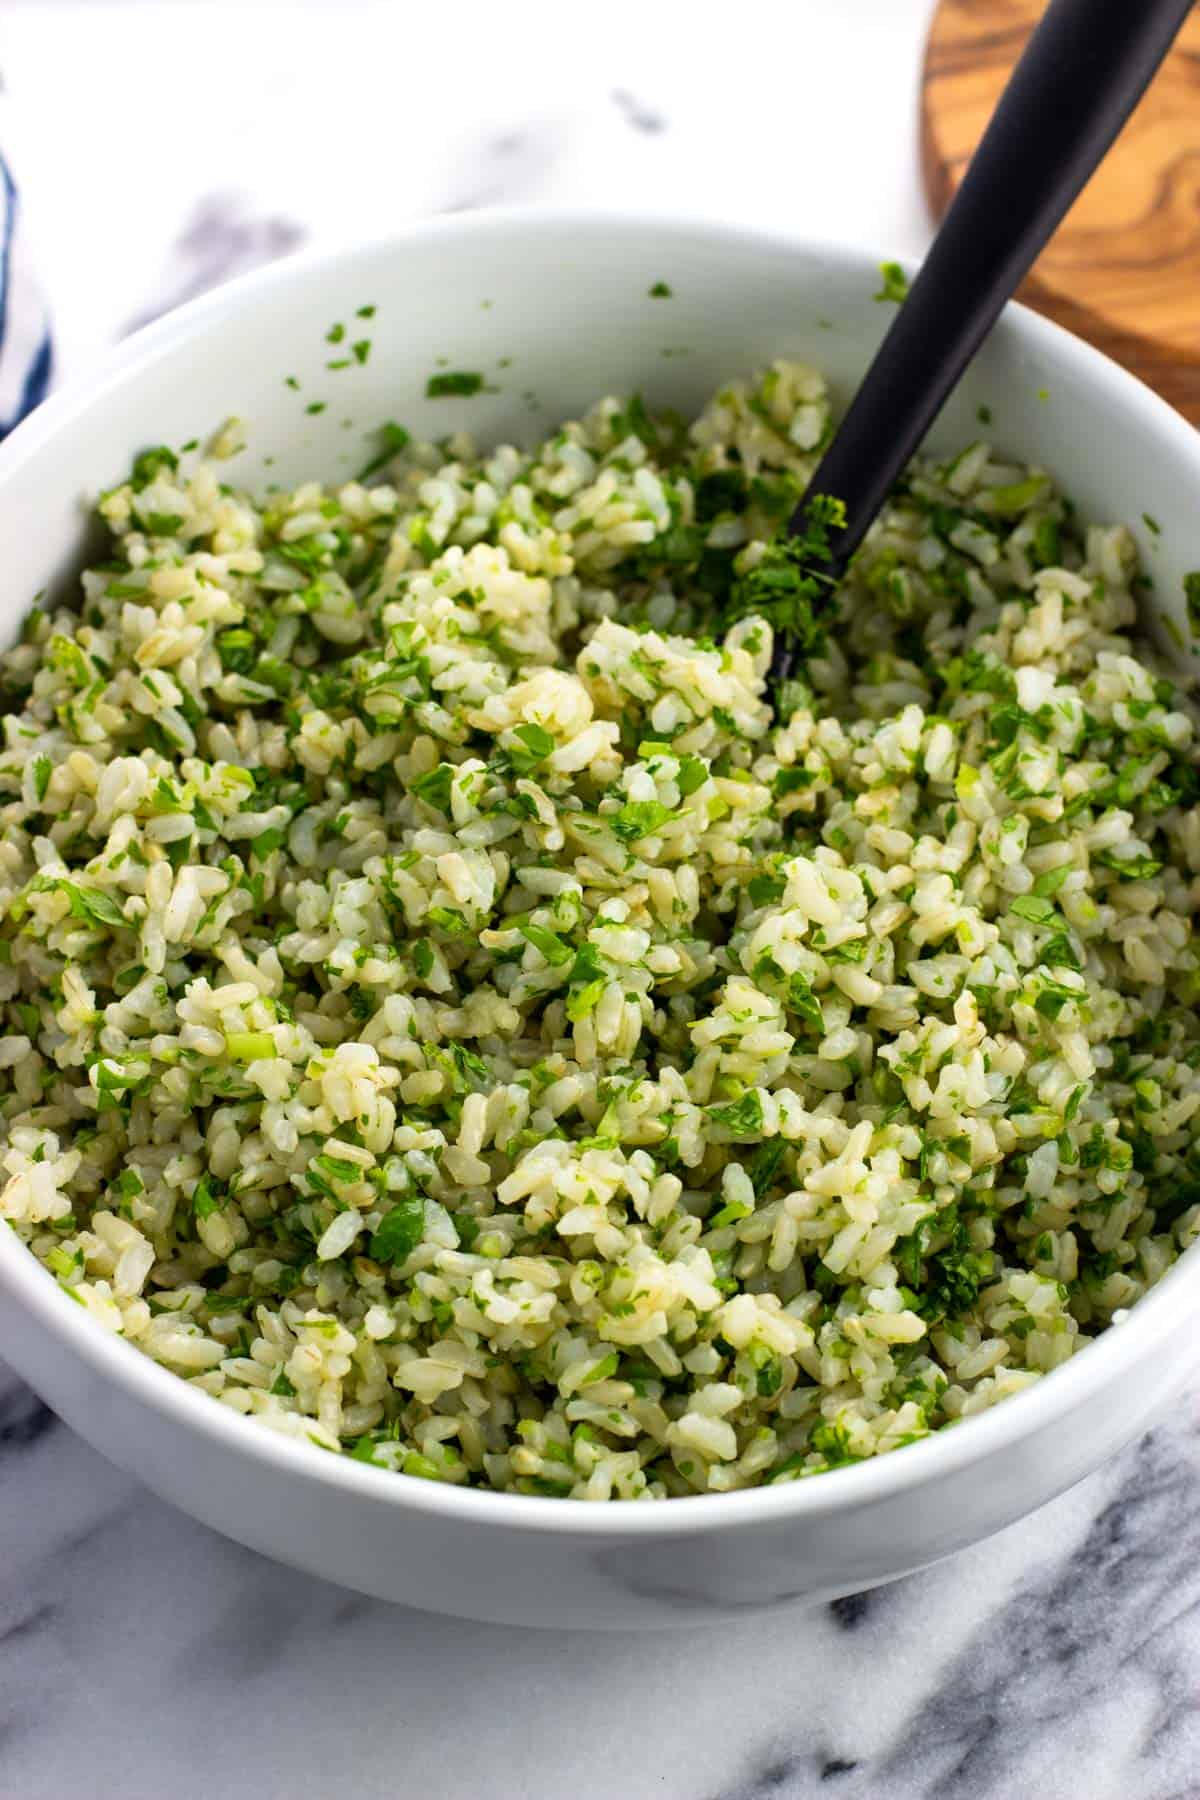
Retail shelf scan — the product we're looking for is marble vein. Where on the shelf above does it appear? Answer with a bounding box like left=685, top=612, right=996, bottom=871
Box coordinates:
left=123, top=191, right=307, bottom=334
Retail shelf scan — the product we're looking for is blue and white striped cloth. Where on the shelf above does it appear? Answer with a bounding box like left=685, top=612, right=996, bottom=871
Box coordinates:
left=0, top=153, right=51, bottom=439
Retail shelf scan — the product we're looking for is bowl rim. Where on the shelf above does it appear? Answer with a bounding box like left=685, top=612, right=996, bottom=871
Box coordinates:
left=2, top=203, right=1199, bottom=1538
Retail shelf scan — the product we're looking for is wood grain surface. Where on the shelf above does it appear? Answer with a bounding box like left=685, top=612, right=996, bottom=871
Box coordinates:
left=922, top=0, right=1200, bottom=422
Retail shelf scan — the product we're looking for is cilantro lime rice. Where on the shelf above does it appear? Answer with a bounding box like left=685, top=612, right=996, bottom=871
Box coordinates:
left=2, top=359, right=1199, bottom=1500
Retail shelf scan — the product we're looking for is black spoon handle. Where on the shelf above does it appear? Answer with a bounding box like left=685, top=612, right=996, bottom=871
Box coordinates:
left=788, top=0, right=1194, bottom=583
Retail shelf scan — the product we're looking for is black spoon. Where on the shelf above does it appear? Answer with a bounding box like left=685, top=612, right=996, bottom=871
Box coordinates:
left=767, top=0, right=1196, bottom=695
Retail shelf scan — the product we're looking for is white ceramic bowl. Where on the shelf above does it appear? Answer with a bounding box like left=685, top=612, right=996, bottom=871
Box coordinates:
left=1, top=211, right=1198, bottom=1630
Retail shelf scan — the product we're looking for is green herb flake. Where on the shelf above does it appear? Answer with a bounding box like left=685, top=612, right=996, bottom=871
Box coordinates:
left=130, top=445, right=179, bottom=489
left=1095, top=850, right=1163, bottom=881
left=141, top=512, right=183, bottom=537
left=1184, top=572, right=1200, bottom=633
left=709, top=1090, right=765, bottom=1135
left=411, top=763, right=456, bottom=814
left=676, top=754, right=708, bottom=796
left=1010, top=895, right=1056, bottom=924
left=356, top=421, right=410, bottom=483
left=611, top=800, right=673, bottom=841
left=58, top=883, right=127, bottom=930
left=370, top=1194, right=426, bottom=1265
left=426, top=371, right=485, bottom=399
left=520, top=922, right=573, bottom=967
left=874, top=261, right=910, bottom=304
left=723, top=493, right=846, bottom=655
left=192, top=1174, right=223, bottom=1221
left=566, top=977, right=607, bottom=1022
left=1032, top=864, right=1070, bottom=898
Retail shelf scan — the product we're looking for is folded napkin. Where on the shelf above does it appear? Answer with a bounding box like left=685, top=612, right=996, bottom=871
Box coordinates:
left=0, top=149, right=52, bottom=439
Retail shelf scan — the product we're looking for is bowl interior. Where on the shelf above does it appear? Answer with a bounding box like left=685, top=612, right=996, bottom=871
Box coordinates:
left=1, top=212, right=1196, bottom=657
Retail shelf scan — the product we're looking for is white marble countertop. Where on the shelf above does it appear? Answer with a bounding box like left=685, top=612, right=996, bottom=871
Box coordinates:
left=2, top=3, right=1200, bottom=1796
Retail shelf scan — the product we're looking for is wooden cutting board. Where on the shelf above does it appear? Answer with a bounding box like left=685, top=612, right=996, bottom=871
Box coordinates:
left=921, top=0, right=1200, bottom=422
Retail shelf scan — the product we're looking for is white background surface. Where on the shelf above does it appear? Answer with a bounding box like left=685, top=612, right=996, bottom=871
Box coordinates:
left=3, top=0, right=936, bottom=377
left=4, top=5, right=1200, bottom=1799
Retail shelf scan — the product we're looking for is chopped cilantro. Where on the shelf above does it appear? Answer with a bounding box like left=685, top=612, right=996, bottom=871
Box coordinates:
left=520, top=922, right=573, bottom=967
left=676, top=754, right=708, bottom=796
left=216, top=627, right=256, bottom=674
left=356, top=421, right=410, bottom=483
left=1094, top=850, right=1163, bottom=881
left=745, top=1139, right=787, bottom=1199
left=503, top=721, right=556, bottom=774
left=411, top=763, right=456, bottom=814
left=874, top=261, right=910, bottom=303
left=709, top=1090, right=765, bottom=1135
left=1010, top=895, right=1056, bottom=924
left=56, top=882, right=127, bottom=930
left=823, top=938, right=867, bottom=963
left=612, top=799, right=673, bottom=841
left=140, top=512, right=183, bottom=537
left=1031, top=864, right=1070, bottom=898
left=130, top=445, right=178, bottom=489
left=986, top=476, right=1049, bottom=517
left=748, top=872, right=786, bottom=908
left=1184, top=571, right=1200, bottom=633
left=566, top=977, right=606, bottom=1022
left=786, top=971, right=824, bottom=1033
left=426, top=371, right=485, bottom=398
left=192, top=1174, right=223, bottom=1221
left=724, top=493, right=846, bottom=662
left=370, top=1195, right=426, bottom=1265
